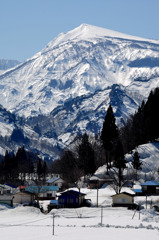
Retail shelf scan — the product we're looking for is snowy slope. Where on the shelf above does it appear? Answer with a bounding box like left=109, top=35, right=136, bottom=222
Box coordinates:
left=126, top=142, right=159, bottom=180
left=95, top=141, right=159, bottom=182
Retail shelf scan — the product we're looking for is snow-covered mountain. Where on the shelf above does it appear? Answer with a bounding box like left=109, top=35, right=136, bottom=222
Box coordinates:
left=1, top=24, right=159, bottom=155
left=0, top=104, right=64, bottom=159
left=1, top=24, right=159, bottom=118
left=0, top=59, right=20, bottom=71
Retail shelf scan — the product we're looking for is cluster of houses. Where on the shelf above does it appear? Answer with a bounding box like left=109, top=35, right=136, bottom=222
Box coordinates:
left=1, top=173, right=159, bottom=211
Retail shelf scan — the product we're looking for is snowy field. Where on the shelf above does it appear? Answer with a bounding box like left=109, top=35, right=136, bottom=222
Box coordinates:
left=1, top=186, right=159, bottom=240
left=1, top=188, right=159, bottom=240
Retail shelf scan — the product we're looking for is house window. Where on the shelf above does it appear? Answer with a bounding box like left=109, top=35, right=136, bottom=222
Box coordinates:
left=59, top=199, right=64, bottom=203
left=116, top=198, right=129, bottom=203
left=47, top=193, right=52, bottom=197
left=67, top=198, right=73, bottom=203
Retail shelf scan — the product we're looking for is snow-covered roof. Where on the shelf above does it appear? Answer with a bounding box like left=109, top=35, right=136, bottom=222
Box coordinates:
left=46, top=177, right=61, bottom=184
left=111, top=192, right=135, bottom=197
left=59, top=190, right=86, bottom=197
left=0, top=195, right=14, bottom=200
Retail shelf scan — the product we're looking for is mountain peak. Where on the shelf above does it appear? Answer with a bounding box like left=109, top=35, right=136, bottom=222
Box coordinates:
left=46, top=24, right=155, bottom=50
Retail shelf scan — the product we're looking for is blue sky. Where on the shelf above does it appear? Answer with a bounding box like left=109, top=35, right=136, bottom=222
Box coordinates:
left=1, top=0, right=159, bottom=62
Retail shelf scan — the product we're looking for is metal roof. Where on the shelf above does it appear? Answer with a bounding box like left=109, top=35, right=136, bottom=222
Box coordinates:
left=46, top=177, right=60, bottom=183
left=141, top=181, right=159, bottom=186
left=26, top=186, right=58, bottom=193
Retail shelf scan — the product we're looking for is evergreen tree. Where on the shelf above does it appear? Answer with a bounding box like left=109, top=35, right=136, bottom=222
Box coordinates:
left=15, top=146, right=28, bottom=183
left=132, top=150, right=142, bottom=180
left=100, top=105, right=119, bottom=171
left=112, top=139, right=126, bottom=193
left=121, top=87, right=159, bottom=152
left=4, top=150, right=18, bottom=184
left=144, top=88, right=159, bottom=141
left=37, top=159, right=43, bottom=181
left=42, top=161, right=47, bottom=182
left=4, top=150, right=11, bottom=181
left=58, top=149, right=82, bottom=184
left=114, top=139, right=126, bottom=169
left=77, top=133, right=96, bottom=176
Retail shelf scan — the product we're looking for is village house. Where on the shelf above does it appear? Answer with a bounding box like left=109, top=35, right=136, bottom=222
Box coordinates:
left=0, top=184, right=17, bottom=207
left=58, top=190, right=86, bottom=208
left=46, top=177, right=65, bottom=191
left=88, top=174, right=113, bottom=189
left=0, top=184, right=17, bottom=195
left=112, top=192, right=135, bottom=208
left=141, top=181, right=159, bottom=195
left=25, top=186, right=58, bottom=200
left=13, top=191, right=34, bottom=205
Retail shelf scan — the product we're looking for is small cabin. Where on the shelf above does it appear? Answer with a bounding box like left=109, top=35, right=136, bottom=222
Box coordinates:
left=13, top=191, right=34, bottom=204
left=141, top=181, right=159, bottom=195
left=46, top=177, right=65, bottom=191
left=58, top=190, right=86, bottom=208
left=112, top=192, right=134, bottom=207
left=88, top=174, right=113, bottom=189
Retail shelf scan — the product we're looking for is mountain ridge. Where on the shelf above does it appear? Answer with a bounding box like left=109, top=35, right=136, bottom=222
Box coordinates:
left=46, top=24, right=159, bottom=48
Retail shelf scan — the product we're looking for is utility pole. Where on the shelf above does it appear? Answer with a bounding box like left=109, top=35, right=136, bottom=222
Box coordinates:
left=52, top=213, right=55, bottom=235
left=101, top=206, right=103, bottom=225
left=97, top=180, right=99, bottom=207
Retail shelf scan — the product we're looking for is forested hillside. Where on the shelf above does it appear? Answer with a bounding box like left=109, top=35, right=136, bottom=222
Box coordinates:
left=121, top=87, right=159, bottom=152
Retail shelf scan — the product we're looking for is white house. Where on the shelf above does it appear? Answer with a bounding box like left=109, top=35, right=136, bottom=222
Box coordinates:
left=46, top=177, right=65, bottom=190
left=0, top=184, right=17, bottom=195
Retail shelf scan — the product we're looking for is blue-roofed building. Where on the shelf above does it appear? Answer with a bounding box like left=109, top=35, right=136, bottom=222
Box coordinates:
left=141, top=181, right=159, bottom=195
left=133, top=189, right=143, bottom=196
left=25, top=186, right=58, bottom=200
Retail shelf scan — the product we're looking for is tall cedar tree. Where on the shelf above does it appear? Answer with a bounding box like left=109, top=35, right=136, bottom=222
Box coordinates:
left=77, top=133, right=96, bottom=176
left=37, top=159, right=44, bottom=181
left=132, top=150, right=142, bottom=180
left=100, top=105, right=119, bottom=171
left=58, top=149, right=82, bottom=184
left=3, top=151, right=18, bottom=184
left=113, top=139, right=126, bottom=193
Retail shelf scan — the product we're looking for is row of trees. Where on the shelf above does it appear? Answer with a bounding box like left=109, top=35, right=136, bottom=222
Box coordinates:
left=50, top=133, right=97, bottom=185
left=0, top=146, right=48, bottom=185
